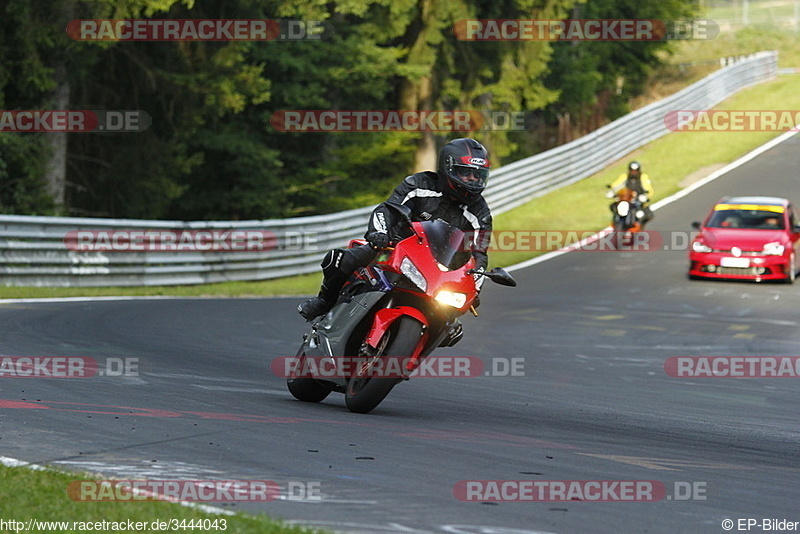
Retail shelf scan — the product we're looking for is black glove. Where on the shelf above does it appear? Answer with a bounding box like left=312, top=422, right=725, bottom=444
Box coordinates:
left=366, top=231, right=391, bottom=250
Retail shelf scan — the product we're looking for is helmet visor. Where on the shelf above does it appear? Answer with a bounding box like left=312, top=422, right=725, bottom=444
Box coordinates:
left=452, top=164, right=488, bottom=187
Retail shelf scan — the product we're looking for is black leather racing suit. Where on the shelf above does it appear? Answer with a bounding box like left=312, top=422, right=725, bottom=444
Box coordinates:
left=317, top=171, right=493, bottom=302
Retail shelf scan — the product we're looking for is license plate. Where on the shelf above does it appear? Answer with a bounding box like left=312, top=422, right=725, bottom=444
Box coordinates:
left=720, top=257, right=750, bottom=268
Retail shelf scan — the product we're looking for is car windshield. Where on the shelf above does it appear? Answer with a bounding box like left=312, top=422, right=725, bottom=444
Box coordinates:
left=706, top=207, right=785, bottom=230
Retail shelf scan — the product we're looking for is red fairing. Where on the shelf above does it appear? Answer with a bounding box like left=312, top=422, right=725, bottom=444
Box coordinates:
left=383, top=222, right=478, bottom=307
left=364, top=221, right=479, bottom=369
left=365, top=306, right=429, bottom=369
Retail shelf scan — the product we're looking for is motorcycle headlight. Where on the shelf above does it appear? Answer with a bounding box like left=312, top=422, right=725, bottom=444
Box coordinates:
left=692, top=241, right=712, bottom=253
left=400, top=257, right=427, bottom=292
left=763, top=241, right=785, bottom=256
left=616, top=201, right=630, bottom=217
left=435, top=291, right=467, bottom=309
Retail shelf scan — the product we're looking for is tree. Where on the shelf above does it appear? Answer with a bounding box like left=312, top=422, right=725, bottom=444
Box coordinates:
left=545, top=0, right=700, bottom=138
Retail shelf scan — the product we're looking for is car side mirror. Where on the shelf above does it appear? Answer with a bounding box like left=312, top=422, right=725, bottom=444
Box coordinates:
left=691, top=221, right=701, bottom=229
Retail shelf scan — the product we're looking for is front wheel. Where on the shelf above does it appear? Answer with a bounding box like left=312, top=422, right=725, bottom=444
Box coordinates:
left=345, top=316, right=425, bottom=414
left=785, top=253, right=796, bottom=284
left=287, top=351, right=332, bottom=403
left=610, top=222, right=627, bottom=250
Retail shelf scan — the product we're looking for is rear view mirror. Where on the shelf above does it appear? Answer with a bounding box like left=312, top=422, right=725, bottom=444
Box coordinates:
left=691, top=221, right=701, bottom=229
left=384, top=201, right=412, bottom=222
left=485, top=267, right=517, bottom=287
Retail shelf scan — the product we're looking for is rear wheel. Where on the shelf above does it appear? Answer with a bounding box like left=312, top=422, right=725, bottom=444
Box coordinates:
left=345, top=316, right=424, bottom=414
left=287, top=350, right=332, bottom=403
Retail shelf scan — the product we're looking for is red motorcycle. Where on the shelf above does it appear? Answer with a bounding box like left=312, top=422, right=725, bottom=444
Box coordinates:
left=287, top=206, right=516, bottom=413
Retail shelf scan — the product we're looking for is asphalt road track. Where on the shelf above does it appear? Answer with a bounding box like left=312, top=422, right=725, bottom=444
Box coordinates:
left=1, top=134, right=799, bottom=534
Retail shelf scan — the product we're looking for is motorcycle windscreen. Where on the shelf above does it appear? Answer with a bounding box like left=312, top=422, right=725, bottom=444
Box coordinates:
left=419, top=220, right=471, bottom=269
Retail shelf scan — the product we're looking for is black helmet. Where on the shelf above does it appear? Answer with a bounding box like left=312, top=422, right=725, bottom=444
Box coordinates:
left=628, top=161, right=641, bottom=177
left=438, top=138, right=491, bottom=203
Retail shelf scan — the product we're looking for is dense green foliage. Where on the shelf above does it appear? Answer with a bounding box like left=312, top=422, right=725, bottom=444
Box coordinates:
left=1, top=0, right=699, bottom=219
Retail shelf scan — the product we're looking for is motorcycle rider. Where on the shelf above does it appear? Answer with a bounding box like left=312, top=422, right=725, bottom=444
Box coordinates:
left=607, top=161, right=654, bottom=225
left=298, top=137, right=493, bottom=323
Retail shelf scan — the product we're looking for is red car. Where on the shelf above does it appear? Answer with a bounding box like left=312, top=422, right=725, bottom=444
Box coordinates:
left=689, top=196, right=800, bottom=283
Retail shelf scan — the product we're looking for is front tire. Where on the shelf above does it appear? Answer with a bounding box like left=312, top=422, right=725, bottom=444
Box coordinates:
left=610, top=223, right=627, bottom=250
left=345, top=316, right=425, bottom=414
left=287, top=351, right=332, bottom=403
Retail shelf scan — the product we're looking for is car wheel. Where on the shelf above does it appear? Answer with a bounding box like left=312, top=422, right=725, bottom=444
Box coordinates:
left=786, top=253, right=796, bottom=284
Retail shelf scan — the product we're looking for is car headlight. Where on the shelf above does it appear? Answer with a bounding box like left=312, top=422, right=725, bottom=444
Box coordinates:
left=400, top=257, right=427, bottom=292
left=692, top=241, right=712, bottom=253
left=435, top=291, right=467, bottom=309
left=762, top=242, right=785, bottom=255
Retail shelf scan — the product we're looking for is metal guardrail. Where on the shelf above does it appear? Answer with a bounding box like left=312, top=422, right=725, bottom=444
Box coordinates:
left=0, top=51, right=778, bottom=287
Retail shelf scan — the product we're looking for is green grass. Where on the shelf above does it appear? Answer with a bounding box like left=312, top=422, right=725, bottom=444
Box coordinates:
left=488, top=73, right=800, bottom=266
left=676, top=2, right=800, bottom=67
left=5, top=73, right=800, bottom=299
left=0, top=273, right=323, bottom=299
left=0, top=463, right=327, bottom=534
left=671, top=25, right=800, bottom=68
left=705, top=0, right=800, bottom=35
left=4, top=22, right=800, bottom=301
left=3, top=23, right=800, bottom=531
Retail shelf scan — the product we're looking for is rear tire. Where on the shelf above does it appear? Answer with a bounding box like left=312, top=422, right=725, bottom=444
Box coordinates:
left=287, top=351, right=332, bottom=403
left=345, top=316, right=424, bottom=414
